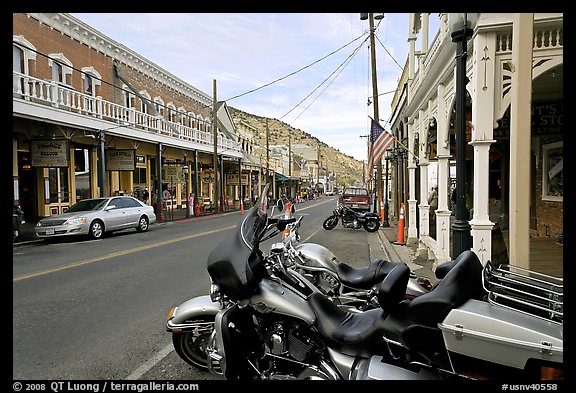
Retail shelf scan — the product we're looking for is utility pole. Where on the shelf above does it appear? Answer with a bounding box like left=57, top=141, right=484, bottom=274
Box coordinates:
left=266, top=119, right=270, bottom=188
left=212, top=79, right=219, bottom=213
left=368, top=13, right=383, bottom=213
left=316, top=141, right=321, bottom=190
left=360, top=134, right=369, bottom=185
left=288, top=130, right=292, bottom=177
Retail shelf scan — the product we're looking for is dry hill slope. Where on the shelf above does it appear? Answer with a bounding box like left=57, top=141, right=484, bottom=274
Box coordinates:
left=229, top=107, right=365, bottom=187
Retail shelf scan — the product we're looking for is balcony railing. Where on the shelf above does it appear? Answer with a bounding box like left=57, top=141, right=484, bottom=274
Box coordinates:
left=13, top=71, right=242, bottom=154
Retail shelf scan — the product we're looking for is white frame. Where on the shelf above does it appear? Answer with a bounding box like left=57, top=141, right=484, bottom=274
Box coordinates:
left=541, top=141, right=563, bottom=202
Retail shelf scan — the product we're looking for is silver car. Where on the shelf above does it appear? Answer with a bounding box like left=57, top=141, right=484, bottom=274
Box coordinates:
left=35, top=196, right=156, bottom=240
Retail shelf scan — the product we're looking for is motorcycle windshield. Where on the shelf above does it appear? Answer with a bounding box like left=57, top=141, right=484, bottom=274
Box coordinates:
left=240, top=184, right=269, bottom=249
left=206, top=184, right=270, bottom=301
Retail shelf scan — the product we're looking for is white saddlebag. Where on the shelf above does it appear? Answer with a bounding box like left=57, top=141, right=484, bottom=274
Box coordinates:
left=439, top=299, right=563, bottom=370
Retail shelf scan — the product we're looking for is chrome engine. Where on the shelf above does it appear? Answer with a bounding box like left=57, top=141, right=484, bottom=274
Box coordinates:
left=342, top=214, right=361, bottom=229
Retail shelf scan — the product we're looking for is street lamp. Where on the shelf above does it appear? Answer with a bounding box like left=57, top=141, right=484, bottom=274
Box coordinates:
left=449, top=13, right=478, bottom=257
left=383, top=148, right=392, bottom=227
left=183, top=163, right=189, bottom=218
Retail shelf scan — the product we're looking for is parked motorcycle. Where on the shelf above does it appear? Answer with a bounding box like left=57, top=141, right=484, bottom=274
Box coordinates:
left=274, top=200, right=430, bottom=310
left=322, top=202, right=380, bottom=232
left=200, top=185, right=563, bottom=380
left=166, top=196, right=429, bottom=371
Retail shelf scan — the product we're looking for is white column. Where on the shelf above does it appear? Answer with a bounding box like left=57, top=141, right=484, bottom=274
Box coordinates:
left=435, top=83, right=452, bottom=262
left=470, top=31, right=498, bottom=266
left=407, top=121, right=419, bottom=242
left=509, top=13, right=533, bottom=270
left=408, top=14, right=417, bottom=81
left=417, top=110, right=430, bottom=238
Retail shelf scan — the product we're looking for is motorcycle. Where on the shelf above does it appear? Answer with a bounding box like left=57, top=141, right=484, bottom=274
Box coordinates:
left=166, top=196, right=430, bottom=371
left=322, top=202, right=380, bottom=232
left=273, top=199, right=431, bottom=310
left=200, top=184, right=563, bottom=380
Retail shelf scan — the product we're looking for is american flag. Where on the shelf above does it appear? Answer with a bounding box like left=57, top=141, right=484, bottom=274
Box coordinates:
left=367, top=118, right=395, bottom=180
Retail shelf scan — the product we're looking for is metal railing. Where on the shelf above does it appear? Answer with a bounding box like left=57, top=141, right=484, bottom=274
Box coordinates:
left=482, top=260, right=563, bottom=324
left=13, top=71, right=242, bottom=154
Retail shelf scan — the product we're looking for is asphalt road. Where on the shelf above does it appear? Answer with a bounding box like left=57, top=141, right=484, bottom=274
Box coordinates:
left=13, top=196, right=379, bottom=381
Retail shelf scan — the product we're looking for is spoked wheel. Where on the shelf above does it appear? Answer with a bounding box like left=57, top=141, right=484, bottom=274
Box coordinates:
left=322, top=216, right=338, bottom=230
left=172, top=315, right=216, bottom=371
left=363, top=219, right=380, bottom=232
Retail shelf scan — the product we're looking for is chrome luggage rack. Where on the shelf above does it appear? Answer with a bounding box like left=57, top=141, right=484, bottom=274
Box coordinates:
left=482, top=261, right=563, bottom=324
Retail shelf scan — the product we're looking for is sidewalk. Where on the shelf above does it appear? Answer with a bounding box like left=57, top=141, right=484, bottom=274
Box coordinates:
left=370, top=220, right=563, bottom=282
left=370, top=221, right=439, bottom=284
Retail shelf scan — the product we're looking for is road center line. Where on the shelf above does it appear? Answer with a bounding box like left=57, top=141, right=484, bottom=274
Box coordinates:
left=13, top=225, right=236, bottom=282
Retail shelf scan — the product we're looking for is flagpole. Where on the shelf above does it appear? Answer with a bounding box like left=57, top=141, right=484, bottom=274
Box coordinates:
left=368, top=116, right=418, bottom=162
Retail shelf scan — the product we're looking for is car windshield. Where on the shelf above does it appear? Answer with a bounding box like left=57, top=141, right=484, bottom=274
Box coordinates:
left=345, top=188, right=368, bottom=196
left=66, top=198, right=108, bottom=213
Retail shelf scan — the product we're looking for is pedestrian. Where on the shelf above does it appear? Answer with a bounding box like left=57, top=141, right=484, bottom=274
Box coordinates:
left=143, top=187, right=149, bottom=204
left=428, top=185, right=438, bottom=237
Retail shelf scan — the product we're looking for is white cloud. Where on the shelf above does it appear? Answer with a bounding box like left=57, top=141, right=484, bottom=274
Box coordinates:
left=71, top=12, right=441, bottom=162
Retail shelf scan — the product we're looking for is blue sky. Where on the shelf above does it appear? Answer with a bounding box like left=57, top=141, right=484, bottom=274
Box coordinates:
left=71, top=13, right=440, bottom=162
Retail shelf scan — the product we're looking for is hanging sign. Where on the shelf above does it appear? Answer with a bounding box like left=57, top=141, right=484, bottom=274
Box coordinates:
left=31, top=139, right=69, bottom=167
left=106, top=149, right=136, bottom=171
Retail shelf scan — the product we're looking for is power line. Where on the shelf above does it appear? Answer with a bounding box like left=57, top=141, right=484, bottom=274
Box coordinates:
left=223, top=32, right=368, bottom=102
left=375, top=34, right=404, bottom=71
left=283, top=34, right=369, bottom=124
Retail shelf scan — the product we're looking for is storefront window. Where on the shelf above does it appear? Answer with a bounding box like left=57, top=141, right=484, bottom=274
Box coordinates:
left=48, top=167, right=69, bottom=203
left=75, top=148, right=91, bottom=200
left=542, top=141, right=563, bottom=202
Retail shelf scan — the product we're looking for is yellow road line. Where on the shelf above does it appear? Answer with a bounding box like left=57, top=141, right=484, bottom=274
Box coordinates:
left=13, top=225, right=236, bottom=282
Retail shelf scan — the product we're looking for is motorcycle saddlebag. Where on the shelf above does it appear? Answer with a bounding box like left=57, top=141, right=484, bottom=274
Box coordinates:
left=438, top=299, right=563, bottom=371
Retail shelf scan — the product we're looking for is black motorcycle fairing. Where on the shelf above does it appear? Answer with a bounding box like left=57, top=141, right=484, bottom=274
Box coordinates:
left=218, top=303, right=263, bottom=380
left=206, top=185, right=270, bottom=301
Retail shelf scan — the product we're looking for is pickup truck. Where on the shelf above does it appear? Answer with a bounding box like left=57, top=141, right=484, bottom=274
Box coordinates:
left=338, top=187, right=371, bottom=211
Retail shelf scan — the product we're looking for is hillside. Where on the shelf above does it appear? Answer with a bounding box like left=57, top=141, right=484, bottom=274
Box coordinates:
left=229, top=107, right=365, bottom=187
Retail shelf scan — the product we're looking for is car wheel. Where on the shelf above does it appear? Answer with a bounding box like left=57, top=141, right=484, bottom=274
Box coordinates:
left=89, top=220, right=105, bottom=239
left=136, top=216, right=149, bottom=232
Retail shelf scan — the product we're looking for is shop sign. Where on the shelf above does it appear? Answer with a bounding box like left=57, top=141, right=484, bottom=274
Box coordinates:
left=31, top=139, right=69, bottom=167
left=226, top=173, right=249, bottom=185
left=495, top=101, right=563, bottom=138
left=106, top=149, right=136, bottom=171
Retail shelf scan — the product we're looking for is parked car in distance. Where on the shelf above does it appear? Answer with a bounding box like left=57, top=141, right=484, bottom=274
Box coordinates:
left=338, top=186, right=371, bottom=211
left=35, top=196, right=156, bottom=240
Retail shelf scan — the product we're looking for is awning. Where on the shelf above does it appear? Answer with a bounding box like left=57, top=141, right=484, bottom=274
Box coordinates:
left=275, top=173, right=290, bottom=181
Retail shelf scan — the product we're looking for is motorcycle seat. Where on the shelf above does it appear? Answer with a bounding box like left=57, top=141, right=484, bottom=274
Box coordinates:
left=381, top=251, right=486, bottom=347
left=308, top=264, right=410, bottom=357
left=336, top=259, right=402, bottom=290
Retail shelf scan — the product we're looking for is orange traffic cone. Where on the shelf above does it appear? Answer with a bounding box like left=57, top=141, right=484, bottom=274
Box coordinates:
left=380, top=198, right=385, bottom=226
left=284, top=202, right=291, bottom=219
left=282, top=202, right=292, bottom=239
left=240, top=201, right=244, bottom=215
left=395, top=203, right=405, bottom=245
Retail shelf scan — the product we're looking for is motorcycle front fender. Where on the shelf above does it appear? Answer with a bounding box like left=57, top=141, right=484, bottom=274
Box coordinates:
left=166, top=295, right=220, bottom=332
left=363, top=212, right=379, bottom=220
